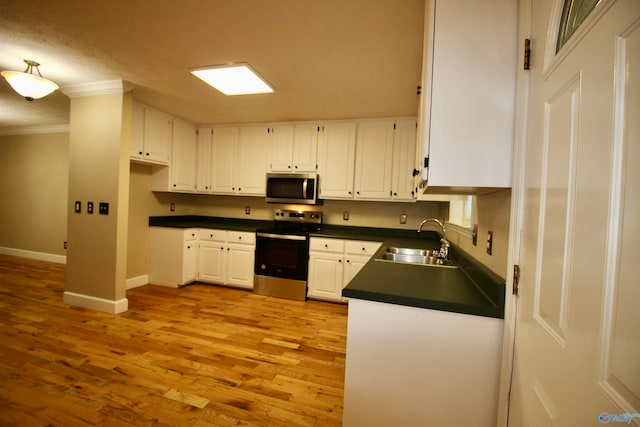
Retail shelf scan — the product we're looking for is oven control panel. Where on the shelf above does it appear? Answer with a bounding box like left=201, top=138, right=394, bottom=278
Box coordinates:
left=273, top=209, right=322, bottom=225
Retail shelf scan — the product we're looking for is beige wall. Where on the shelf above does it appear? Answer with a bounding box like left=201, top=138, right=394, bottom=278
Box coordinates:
left=0, top=132, right=69, bottom=256
left=447, top=189, right=511, bottom=278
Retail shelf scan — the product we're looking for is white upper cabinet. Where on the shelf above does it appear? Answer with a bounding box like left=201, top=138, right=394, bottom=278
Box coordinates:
left=267, top=124, right=295, bottom=172
left=196, top=127, right=213, bottom=192
left=236, top=125, right=268, bottom=196
left=268, top=123, right=319, bottom=173
left=354, top=118, right=418, bottom=202
left=292, top=123, right=319, bottom=172
left=418, top=0, right=517, bottom=190
left=210, top=126, right=238, bottom=194
left=317, top=121, right=357, bottom=199
left=130, top=102, right=171, bottom=165
left=169, top=119, right=197, bottom=192
left=391, top=118, right=418, bottom=201
left=354, top=120, right=395, bottom=200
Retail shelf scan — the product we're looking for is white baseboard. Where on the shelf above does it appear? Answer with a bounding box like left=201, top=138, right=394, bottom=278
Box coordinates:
left=126, top=274, right=149, bottom=290
left=0, top=247, right=67, bottom=264
left=63, top=291, right=128, bottom=314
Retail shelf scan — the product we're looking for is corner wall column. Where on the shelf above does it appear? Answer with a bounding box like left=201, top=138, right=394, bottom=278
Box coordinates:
left=62, top=81, right=133, bottom=314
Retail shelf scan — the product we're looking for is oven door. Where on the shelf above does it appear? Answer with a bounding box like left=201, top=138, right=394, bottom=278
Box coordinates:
left=254, top=232, right=309, bottom=281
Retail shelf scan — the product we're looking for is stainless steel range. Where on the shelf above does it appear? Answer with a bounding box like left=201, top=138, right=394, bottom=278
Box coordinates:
left=253, top=209, right=322, bottom=301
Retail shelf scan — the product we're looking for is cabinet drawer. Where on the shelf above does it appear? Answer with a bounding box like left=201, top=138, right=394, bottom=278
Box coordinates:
left=310, top=237, right=345, bottom=253
left=227, top=231, right=256, bottom=245
left=184, top=229, right=198, bottom=241
left=199, top=229, right=226, bottom=241
left=345, top=240, right=382, bottom=256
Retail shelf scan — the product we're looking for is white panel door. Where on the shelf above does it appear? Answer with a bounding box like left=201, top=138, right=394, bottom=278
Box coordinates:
left=292, top=123, right=319, bottom=172
left=236, top=125, right=268, bottom=196
left=210, top=126, right=238, bottom=194
left=317, top=122, right=357, bottom=199
left=354, top=120, right=394, bottom=200
left=267, top=124, right=294, bottom=172
left=508, top=0, right=640, bottom=425
left=226, top=243, right=254, bottom=289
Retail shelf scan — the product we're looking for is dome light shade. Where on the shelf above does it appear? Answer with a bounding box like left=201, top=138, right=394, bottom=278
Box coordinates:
left=1, top=59, right=59, bottom=101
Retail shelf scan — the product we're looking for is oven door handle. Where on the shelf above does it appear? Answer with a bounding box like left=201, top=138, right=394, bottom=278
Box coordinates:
left=256, top=232, right=307, bottom=241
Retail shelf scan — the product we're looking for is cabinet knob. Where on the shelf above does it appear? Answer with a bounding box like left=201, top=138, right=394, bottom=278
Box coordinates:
left=288, top=165, right=291, bottom=169
left=138, top=151, right=143, bottom=155
left=146, top=152, right=150, bottom=156
left=356, top=191, right=360, bottom=195
left=294, top=165, right=298, bottom=169
left=346, top=259, right=350, bottom=263
left=339, top=259, right=342, bottom=263
left=238, top=236, right=242, bottom=240
left=348, top=191, right=352, bottom=195
left=362, top=247, right=366, bottom=251
left=325, top=244, right=328, bottom=248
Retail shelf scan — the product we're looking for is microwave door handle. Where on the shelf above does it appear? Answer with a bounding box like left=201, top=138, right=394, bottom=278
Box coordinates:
left=302, top=179, right=308, bottom=198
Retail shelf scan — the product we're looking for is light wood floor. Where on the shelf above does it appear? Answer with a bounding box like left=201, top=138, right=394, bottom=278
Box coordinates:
left=0, top=255, right=348, bottom=426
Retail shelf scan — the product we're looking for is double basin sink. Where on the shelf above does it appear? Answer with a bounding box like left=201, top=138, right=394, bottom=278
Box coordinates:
left=376, top=247, right=457, bottom=268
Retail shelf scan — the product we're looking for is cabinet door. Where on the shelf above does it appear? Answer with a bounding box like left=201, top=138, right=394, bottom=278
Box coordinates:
left=171, top=119, right=197, bottom=192
left=344, top=253, right=371, bottom=286
left=422, top=0, right=516, bottom=188
left=226, top=243, right=255, bottom=289
left=354, top=120, right=394, bottom=200
left=210, top=126, right=238, bottom=194
left=307, top=252, right=344, bottom=302
left=182, top=240, right=198, bottom=284
left=130, top=102, right=144, bottom=160
left=198, top=241, right=226, bottom=283
left=196, top=128, right=212, bottom=192
left=143, top=107, right=171, bottom=164
left=236, top=125, right=268, bottom=196
left=292, top=123, right=319, bottom=172
left=317, top=122, right=357, bottom=199
left=391, top=119, right=417, bottom=201
left=267, top=124, right=294, bottom=172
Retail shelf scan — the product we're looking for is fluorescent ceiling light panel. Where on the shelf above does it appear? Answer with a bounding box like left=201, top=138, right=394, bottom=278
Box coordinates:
left=190, top=63, right=274, bottom=96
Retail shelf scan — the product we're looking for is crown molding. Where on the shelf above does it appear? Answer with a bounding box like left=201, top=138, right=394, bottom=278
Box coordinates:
left=61, top=80, right=135, bottom=98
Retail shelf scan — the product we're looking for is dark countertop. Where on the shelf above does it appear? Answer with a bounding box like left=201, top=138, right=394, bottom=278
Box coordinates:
left=149, top=215, right=506, bottom=319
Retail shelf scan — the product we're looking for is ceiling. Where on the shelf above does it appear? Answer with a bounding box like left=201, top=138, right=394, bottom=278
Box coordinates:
left=0, top=0, right=425, bottom=132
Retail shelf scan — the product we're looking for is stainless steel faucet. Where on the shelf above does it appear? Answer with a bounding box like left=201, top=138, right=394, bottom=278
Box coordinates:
left=417, top=218, right=450, bottom=262
left=417, top=218, right=446, bottom=235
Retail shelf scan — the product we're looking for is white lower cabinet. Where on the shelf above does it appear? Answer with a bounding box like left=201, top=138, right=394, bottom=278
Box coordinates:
left=149, top=227, right=254, bottom=289
left=198, top=229, right=255, bottom=289
left=149, top=227, right=199, bottom=287
left=307, top=237, right=381, bottom=302
left=343, top=298, right=503, bottom=427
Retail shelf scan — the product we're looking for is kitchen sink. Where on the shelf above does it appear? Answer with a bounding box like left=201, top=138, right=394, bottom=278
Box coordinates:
left=376, top=247, right=457, bottom=268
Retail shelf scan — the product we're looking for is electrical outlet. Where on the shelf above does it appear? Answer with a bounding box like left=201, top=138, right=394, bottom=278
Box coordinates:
left=486, top=228, right=493, bottom=255
left=245, top=206, right=251, bottom=215
left=63, top=241, right=67, bottom=250
left=170, top=202, right=175, bottom=212
left=87, top=201, right=94, bottom=214
left=400, top=214, right=407, bottom=224
left=74, top=201, right=81, bottom=213
left=99, top=202, right=109, bottom=215
left=343, top=211, right=349, bottom=221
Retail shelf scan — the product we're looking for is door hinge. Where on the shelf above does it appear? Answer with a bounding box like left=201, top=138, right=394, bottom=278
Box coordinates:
left=512, top=264, right=521, bottom=295
left=524, top=38, right=531, bottom=70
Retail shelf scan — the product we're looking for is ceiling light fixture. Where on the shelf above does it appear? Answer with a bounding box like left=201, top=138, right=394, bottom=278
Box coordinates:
left=190, top=63, right=274, bottom=96
left=1, top=59, right=59, bottom=101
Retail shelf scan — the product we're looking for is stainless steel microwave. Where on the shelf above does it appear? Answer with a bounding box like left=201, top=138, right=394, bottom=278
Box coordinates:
left=265, top=173, right=319, bottom=205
